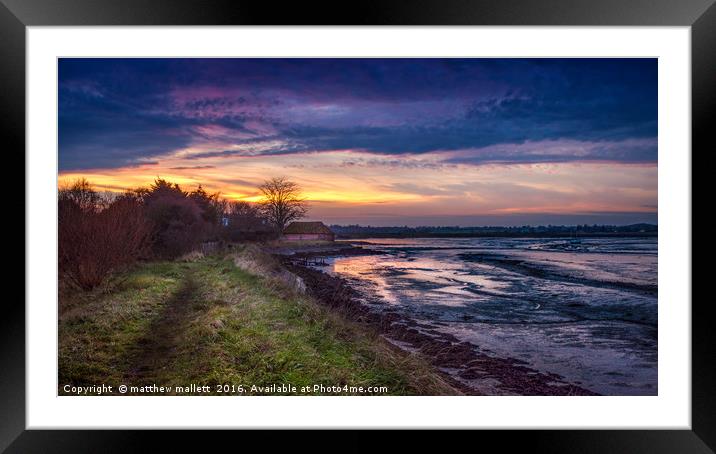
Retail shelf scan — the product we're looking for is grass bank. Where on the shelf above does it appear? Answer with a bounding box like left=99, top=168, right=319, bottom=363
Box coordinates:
left=59, top=246, right=460, bottom=395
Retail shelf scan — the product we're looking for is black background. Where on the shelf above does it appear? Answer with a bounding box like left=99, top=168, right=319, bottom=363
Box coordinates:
left=2, top=0, right=711, bottom=452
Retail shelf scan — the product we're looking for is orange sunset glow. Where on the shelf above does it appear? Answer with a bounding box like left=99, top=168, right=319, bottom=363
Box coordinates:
left=59, top=58, right=657, bottom=226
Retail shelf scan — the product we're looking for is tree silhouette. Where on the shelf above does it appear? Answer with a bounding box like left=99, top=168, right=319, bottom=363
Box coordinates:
left=258, top=177, right=308, bottom=233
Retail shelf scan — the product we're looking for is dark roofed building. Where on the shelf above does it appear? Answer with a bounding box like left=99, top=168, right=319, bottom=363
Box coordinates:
left=283, top=221, right=335, bottom=242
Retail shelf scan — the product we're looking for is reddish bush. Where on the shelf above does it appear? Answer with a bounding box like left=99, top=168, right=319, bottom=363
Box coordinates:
left=59, top=189, right=152, bottom=290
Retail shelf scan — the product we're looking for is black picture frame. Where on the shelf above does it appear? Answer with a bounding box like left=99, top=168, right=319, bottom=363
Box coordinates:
left=4, top=0, right=710, bottom=451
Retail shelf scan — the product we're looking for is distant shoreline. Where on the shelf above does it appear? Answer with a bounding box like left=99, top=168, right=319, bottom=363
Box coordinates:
left=330, top=222, right=657, bottom=240
left=336, top=232, right=657, bottom=240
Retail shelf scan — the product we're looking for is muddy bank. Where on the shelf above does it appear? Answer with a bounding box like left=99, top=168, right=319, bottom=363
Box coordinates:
left=285, top=261, right=598, bottom=396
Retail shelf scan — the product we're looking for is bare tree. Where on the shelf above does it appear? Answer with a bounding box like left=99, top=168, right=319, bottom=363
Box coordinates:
left=258, top=177, right=308, bottom=233
left=59, top=178, right=106, bottom=212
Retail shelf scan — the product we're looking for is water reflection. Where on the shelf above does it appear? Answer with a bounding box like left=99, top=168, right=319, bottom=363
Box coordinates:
left=325, top=237, right=658, bottom=395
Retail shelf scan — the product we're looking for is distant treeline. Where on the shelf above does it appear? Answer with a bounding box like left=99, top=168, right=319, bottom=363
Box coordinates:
left=330, top=223, right=658, bottom=239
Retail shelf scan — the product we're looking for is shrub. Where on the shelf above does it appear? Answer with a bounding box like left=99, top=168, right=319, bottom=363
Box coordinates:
left=141, top=179, right=211, bottom=259
left=59, top=186, right=152, bottom=290
left=222, top=200, right=276, bottom=242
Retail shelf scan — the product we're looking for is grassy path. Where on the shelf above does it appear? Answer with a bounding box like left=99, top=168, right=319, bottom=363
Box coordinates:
left=125, top=274, right=200, bottom=382
left=59, top=252, right=460, bottom=395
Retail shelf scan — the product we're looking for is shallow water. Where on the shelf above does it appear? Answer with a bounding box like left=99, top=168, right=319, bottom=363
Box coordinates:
left=325, top=237, right=657, bottom=395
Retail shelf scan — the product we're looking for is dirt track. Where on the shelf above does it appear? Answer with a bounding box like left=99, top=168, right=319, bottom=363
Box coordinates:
left=124, top=274, right=199, bottom=383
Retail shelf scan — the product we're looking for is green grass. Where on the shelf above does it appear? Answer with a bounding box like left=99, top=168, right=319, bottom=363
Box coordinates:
left=59, top=251, right=460, bottom=396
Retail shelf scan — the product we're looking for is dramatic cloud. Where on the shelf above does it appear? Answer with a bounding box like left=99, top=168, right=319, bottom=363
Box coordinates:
left=58, top=58, right=658, bottom=226
left=59, top=58, right=657, bottom=170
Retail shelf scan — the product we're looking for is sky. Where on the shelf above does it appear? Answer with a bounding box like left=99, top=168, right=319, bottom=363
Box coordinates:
left=58, top=58, right=657, bottom=226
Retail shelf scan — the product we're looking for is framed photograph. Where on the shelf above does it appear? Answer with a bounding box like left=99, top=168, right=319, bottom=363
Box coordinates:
left=7, top=0, right=710, bottom=450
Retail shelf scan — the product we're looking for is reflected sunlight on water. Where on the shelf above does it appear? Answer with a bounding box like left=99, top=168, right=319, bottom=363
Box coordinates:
left=324, top=237, right=657, bottom=395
